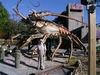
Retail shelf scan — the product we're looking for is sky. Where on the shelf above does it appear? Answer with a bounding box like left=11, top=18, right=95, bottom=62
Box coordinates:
left=0, top=0, right=100, bottom=24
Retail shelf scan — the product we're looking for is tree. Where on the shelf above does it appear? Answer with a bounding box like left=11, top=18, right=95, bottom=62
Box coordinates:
left=0, top=2, right=28, bottom=38
left=0, top=2, right=9, bottom=34
left=8, top=18, right=29, bottom=36
left=53, top=11, right=68, bottom=28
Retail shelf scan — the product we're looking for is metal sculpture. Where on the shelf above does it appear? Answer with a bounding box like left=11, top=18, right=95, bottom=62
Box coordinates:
left=12, top=0, right=87, bottom=62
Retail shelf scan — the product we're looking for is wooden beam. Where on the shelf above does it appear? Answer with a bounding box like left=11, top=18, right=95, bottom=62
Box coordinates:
left=88, top=4, right=96, bottom=75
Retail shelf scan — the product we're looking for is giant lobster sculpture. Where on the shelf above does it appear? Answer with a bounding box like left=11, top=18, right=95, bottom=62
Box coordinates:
left=11, top=0, right=87, bottom=62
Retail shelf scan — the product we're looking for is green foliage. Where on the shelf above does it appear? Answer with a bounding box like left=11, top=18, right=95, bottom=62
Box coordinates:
left=8, top=19, right=29, bottom=36
left=0, top=2, right=29, bottom=38
left=0, top=2, right=9, bottom=33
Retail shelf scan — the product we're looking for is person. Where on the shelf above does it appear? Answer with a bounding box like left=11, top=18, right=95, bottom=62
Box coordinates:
left=37, top=39, right=47, bottom=70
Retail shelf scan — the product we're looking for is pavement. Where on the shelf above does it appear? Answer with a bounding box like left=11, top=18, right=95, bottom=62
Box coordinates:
left=0, top=61, right=73, bottom=75
left=0, top=46, right=84, bottom=75
left=0, top=63, right=24, bottom=75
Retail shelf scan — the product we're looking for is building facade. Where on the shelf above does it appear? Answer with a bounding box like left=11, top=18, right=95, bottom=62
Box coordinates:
left=66, top=3, right=84, bottom=39
left=66, top=3, right=100, bottom=43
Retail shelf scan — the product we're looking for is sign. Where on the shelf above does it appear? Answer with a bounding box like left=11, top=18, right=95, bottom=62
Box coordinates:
left=70, top=4, right=83, bottom=10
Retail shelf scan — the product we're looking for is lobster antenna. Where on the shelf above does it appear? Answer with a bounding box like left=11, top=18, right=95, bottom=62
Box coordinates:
left=51, top=12, right=87, bottom=24
left=12, top=0, right=27, bottom=19
left=16, top=0, right=22, bottom=12
left=30, top=0, right=40, bottom=7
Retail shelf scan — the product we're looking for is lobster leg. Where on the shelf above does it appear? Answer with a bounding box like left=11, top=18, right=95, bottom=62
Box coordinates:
left=42, top=34, right=50, bottom=43
left=71, top=34, right=87, bottom=55
left=51, top=36, right=62, bottom=61
left=19, top=34, right=44, bottom=49
left=11, top=33, right=21, bottom=43
left=31, top=47, right=37, bottom=58
left=27, top=42, right=35, bottom=53
left=67, top=36, right=73, bottom=63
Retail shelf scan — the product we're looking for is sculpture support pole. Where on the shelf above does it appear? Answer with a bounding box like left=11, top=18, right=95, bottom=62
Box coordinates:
left=0, top=45, right=5, bottom=62
left=15, top=50, right=20, bottom=68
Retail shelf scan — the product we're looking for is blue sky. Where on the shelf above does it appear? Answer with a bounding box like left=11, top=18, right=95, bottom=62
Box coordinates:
left=0, top=0, right=100, bottom=24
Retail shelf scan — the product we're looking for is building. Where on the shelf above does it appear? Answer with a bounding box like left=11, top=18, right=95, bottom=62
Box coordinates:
left=66, top=3, right=84, bottom=40
left=66, top=3, right=100, bottom=43
left=96, top=27, right=100, bottom=43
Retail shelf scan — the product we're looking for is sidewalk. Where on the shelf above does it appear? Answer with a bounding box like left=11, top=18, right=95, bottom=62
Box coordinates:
left=0, top=47, right=83, bottom=75
left=0, top=62, right=24, bottom=75
left=0, top=48, right=67, bottom=75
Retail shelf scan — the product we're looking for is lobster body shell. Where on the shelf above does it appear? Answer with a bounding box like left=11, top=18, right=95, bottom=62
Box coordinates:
left=31, top=20, right=70, bottom=37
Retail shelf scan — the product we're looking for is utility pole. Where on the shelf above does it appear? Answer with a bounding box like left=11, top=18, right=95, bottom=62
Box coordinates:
left=88, top=4, right=96, bottom=75
left=81, top=0, right=96, bottom=75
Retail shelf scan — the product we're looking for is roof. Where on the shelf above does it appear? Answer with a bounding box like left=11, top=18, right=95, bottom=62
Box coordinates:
left=96, top=30, right=100, bottom=39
